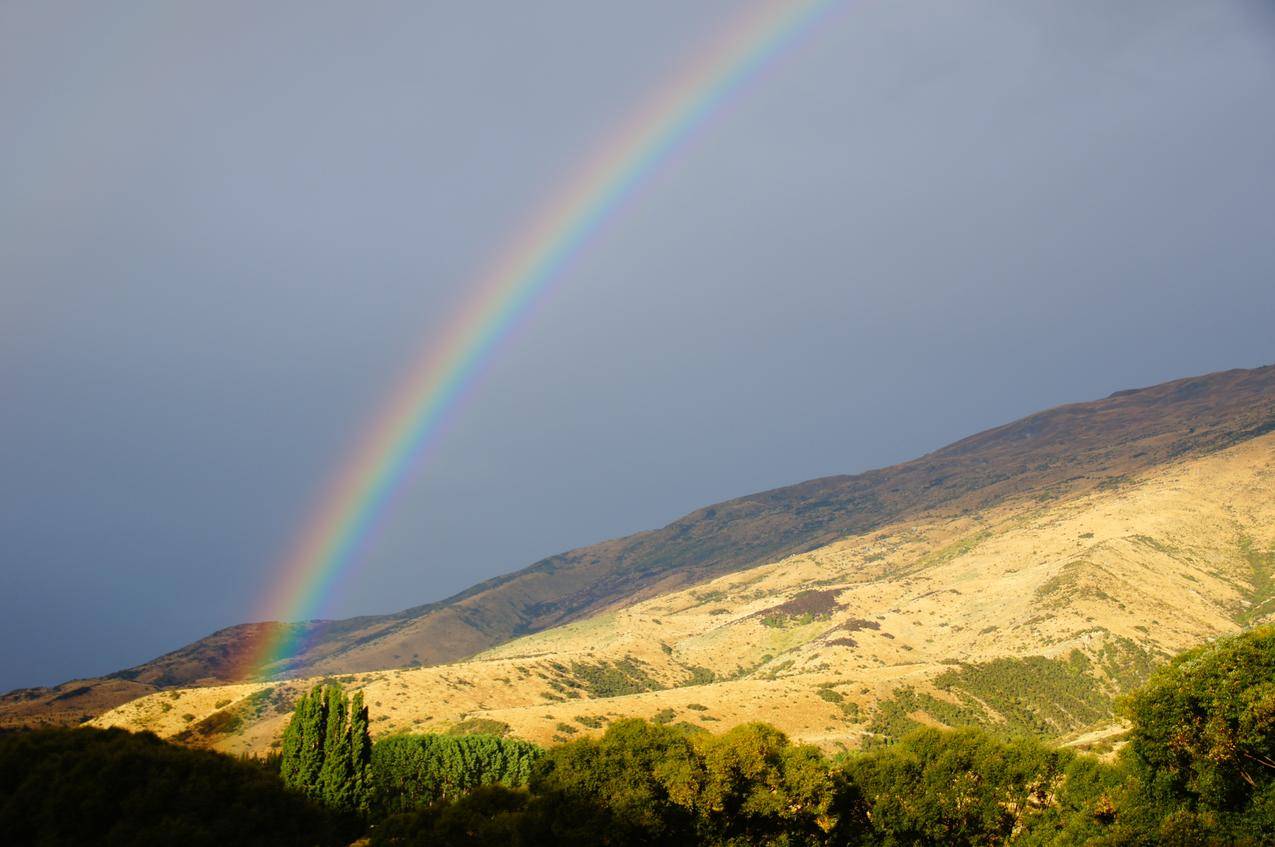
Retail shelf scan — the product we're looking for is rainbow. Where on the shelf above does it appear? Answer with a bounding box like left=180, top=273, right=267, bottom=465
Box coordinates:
left=247, top=0, right=841, bottom=676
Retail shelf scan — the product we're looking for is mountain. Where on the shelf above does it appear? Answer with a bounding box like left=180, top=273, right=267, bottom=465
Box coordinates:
left=91, top=373, right=1275, bottom=754
left=5, top=364, right=1274, bottom=733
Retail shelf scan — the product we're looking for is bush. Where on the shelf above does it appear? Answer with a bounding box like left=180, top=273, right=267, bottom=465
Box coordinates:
left=449, top=718, right=512, bottom=737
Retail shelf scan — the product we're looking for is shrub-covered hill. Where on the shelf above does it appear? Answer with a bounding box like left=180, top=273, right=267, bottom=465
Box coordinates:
left=6, top=364, right=1273, bottom=731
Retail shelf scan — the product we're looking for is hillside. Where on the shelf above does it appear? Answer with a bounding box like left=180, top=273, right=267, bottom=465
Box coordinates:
left=93, top=427, right=1275, bottom=754
left=264, top=365, right=1275, bottom=680
left=6, top=364, right=1274, bottom=730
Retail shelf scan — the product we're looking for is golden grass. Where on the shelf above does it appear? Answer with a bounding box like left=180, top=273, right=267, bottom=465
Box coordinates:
left=94, top=433, right=1275, bottom=754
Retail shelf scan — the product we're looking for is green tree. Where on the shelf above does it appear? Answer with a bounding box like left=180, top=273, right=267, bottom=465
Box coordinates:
left=351, top=691, right=373, bottom=814
left=319, top=685, right=353, bottom=810
left=696, top=722, right=837, bottom=845
left=1119, top=624, right=1275, bottom=844
left=0, top=727, right=356, bottom=846
left=529, top=718, right=703, bottom=844
left=370, top=731, right=542, bottom=816
left=280, top=686, right=326, bottom=800
left=843, top=727, right=1071, bottom=846
left=280, top=683, right=372, bottom=815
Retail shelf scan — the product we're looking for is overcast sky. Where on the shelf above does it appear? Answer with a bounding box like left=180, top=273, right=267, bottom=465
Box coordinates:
left=2, top=0, right=1274, bottom=691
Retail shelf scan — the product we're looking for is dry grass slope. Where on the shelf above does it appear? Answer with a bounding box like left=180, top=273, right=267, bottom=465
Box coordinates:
left=93, top=430, right=1275, bottom=755
left=10, top=364, right=1271, bottom=737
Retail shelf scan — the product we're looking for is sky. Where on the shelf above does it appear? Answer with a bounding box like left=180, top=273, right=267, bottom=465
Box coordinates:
left=2, top=0, right=1274, bottom=692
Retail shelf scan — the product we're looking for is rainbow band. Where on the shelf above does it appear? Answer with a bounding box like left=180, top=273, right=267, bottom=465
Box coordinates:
left=249, top=0, right=841, bottom=676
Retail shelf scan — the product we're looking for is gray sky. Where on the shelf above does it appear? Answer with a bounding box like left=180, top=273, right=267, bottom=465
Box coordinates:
left=3, top=0, right=1274, bottom=691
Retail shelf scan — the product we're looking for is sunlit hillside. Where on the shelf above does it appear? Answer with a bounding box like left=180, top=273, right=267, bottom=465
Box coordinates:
left=93, top=429, right=1275, bottom=755
left=8, top=365, right=1271, bottom=734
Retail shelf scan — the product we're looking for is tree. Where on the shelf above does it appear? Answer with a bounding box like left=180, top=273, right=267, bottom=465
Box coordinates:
left=350, top=691, right=373, bottom=814
left=1120, top=624, right=1275, bottom=843
left=843, top=727, right=1071, bottom=846
left=369, top=731, right=542, bottom=816
left=696, top=722, right=837, bottom=845
left=280, top=686, right=326, bottom=800
left=280, top=683, right=372, bottom=815
left=0, top=727, right=356, bottom=846
left=529, top=718, right=703, bottom=844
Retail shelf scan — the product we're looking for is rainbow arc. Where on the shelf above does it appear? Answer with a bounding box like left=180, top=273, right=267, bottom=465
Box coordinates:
left=247, top=0, right=841, bottom=677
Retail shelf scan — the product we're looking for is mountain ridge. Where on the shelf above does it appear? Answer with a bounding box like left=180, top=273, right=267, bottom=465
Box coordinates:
left=93, top=422, right=1275, bottom=754
left=4, top=363, right=1272, bottom=730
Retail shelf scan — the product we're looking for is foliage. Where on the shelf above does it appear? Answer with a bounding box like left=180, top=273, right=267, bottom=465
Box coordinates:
left=15, top=627, right=1275, bottom=846
left=0, top=727, right=355, bottom=846
left=932, top=652, right=1116, bottom=734
left=279, top=683, right=372, bottom=814
left=817, top=687, right=845, bottom=704
left=1235, top=536, right=1275, bottom=626
left=372, top=785, right=534, bottom=847
left=370, top=731, right=542, bottom=816
left=373, top=718, right=845, bottom=846
left=449, top=717, right=512, bottom=737
left=696, top=722, right=841, bottom=844
left=681, top=664, right=717, bottom=686
left=567, top=657, right=663, bottom=697
left=843, top=727, right=1073, bottom=845
left=864, top=644, right=1157, bottom=746
left=1119, top=624, right=1275, bottom=843
left=758, top=589, right=842, bottom=628
left=371, top=627, right=1275, bottom=846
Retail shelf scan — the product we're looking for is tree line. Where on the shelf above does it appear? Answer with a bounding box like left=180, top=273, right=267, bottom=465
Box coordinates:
left=3, top=625, right=1270, bottom=845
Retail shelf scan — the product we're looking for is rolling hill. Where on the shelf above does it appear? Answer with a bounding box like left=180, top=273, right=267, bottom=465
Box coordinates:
left=92, top=417, right=1275, bottom=755
left=6, top=364, right=1274, bottom=738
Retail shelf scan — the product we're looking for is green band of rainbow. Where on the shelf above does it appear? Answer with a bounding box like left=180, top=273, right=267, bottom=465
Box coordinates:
left=247, top=0, right=841, bottom=676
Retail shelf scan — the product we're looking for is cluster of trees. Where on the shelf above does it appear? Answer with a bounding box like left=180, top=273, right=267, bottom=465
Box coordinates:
left=366, top=625, right=1275, bottom=846
left=374, top=722, right=1084, bottom=845
left=0, top=726, right=356, bottom=846
left=6, top=625, right=1270, bottom=845
left=277, top=683, right=542, bottom=818
left=372, top=731, right=542, bottom=815
left=371, top=719, right=817, bottom=844
left=279, top=682, right=372, bottom=814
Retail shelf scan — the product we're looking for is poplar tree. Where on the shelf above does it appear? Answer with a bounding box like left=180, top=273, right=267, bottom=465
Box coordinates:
left=318, top=685, right=353, bottom=810
left=280, top=687, right=326, bottom=802
left=349, top=691, right=372, bottom=814
left=279, top=683, right=372, bottom=814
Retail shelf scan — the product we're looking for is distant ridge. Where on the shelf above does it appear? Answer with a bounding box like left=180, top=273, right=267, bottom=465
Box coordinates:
left=4, top=364, right=1272, bottom=728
